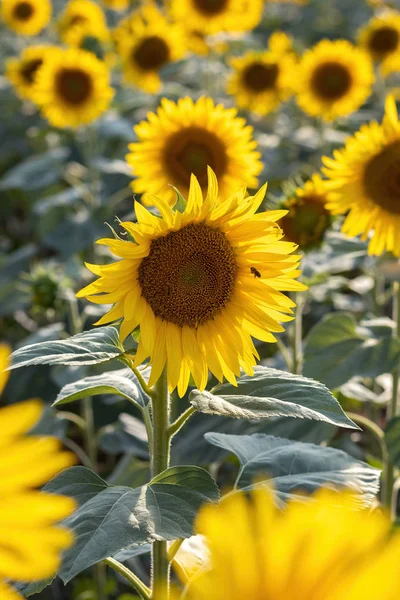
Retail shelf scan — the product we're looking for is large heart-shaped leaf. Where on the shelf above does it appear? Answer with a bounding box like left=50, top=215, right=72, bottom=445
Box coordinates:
left=205, top=432, right=380, bottom=506
left=43, top=466, right=109, bottom=507
left=190, top=366, right=356, bottom=429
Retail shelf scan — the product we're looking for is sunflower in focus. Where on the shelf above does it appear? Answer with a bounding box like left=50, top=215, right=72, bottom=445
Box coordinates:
left=116, top=4, right=186, bottom=93
left=227, top=49, right=296, bottom=116
left=358, top=12, right=400, bottom=62
left=1, top=0, right=51, bottom=35
left=77, top=169, right=305, bottom=396
left=171, top=487, right=400, bottom=600
left=279, top=175, right=333, bottom=251
left=323, top=95, right=400, bottom=257
left=58, top=0, right=110, bottom=47
left=32, top=48, right=114, bottom=129
left=6, top=45, right=54, bottom=101
left=0, top=345, right=76, bottom=599
left=169, top=0, right=262, bottom=35
left=126, top=96, right=263, bottom=205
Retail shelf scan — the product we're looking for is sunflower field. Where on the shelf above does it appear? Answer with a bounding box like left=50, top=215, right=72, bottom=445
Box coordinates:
left=3, top=0, right=400, bottom=598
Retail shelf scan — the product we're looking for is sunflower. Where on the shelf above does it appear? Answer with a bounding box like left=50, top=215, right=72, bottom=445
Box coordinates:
left=169, top=0, right=263, bottom=35
left=322, top=95, right=400, bottom=257
left=358, top=12, right=400, bottom=62
left=227, top=49, right=297, bottom=116
left=381, top=52, right=400, bottom=76
left=6, top=45, right=55, bottom=102
left=172, top=487, right=400, bottom=600
left=0, top=0, right=51, bottom=35
left=32, top=48, right=114, bottom=129
left=116, top=4, right=186, bottom=93
left=77, top=169, right=305, bottom=396
left=278, top=175, right=333, bottom=251
left=58, top=0, right=110, bottom=47
left=295, top=40, right=374, bottom=121
left=0, top=345, right=76, bottom=599
left=126, top=96, right=263, bottom=205
left=268, top=30, right=295, bottom=55
left=102, top=0, right=129, bottom=9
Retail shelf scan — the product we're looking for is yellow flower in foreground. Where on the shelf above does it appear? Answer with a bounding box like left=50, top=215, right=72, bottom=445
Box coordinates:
left=358, top=11, right=400, bottom=62
left=169, top=0, right=262, bottom=35
left=1, top=0, right=51, bottom=35
left=127, top=96, right=263, bottom=205
left=323, top=95, right=400, bottom=257
left=32, top=48, right=114, bottom=129
left=77, top=169, right=305, bottom=396
left=176, top=487, right=400, bottom=600
left=0, top=346, right=76, bottom=599
left=58, top=0, right=109, bottom=47
left=6, top=45, right=54, bottom=101
left=295, top=39, right=374, bottom=121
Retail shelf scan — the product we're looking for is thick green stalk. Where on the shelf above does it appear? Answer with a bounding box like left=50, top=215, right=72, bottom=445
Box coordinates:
left=104, top=558, right=151, bottom=600
left=292, top=293, right=305, bottom=375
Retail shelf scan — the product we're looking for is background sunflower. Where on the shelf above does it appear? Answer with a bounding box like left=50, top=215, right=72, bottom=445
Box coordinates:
left=5, top=45, right=54, bottom=101
left=57, top=0, right=110, bottom=47
left=1, top=0, right=51, bottom=36
left=358, top=11, right=400, bottom=62
left=169, top=0, right=263, bottom=35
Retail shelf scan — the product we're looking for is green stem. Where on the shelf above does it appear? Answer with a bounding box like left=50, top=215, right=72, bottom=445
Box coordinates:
left=347, top=412, right=387, bottom=462
left=292, top=293, right=305, bottom=375
left=104, top=557, right=151, bottom=600
left=151, top=369, right=171, bottom=598
left=82, top=396, right=97, bottom=472
left=168, top=406, right=196, bottom=439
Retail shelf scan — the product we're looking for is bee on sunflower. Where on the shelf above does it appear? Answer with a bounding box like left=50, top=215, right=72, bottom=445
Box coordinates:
left=323, top=95, right=400, bottom=257
left=58, top=0, right=110, bottom=47
left=358, top=11, right=400, bottom=63
left=32, top=47, right=114, bottom=128
left=0, top=0, right=51, bottom=36
left=126, top=96, right=263, bottom=205
left=5, top=45, right=55, bottom=102
left=295, top=40, right=374, bottom=121
left=77, top=168, right=305, bottom=396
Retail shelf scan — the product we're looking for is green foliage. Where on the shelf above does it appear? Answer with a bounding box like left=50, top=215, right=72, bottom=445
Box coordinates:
left=385, top=417, right=400, bottom=468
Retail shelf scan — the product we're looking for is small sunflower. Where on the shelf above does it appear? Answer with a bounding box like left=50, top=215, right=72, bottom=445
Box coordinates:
left=32, top=48, right=114, bottom=129
left=227, top=49, right=297, bottom=116
left=279, top=175, right=333, bottom=251
left=6, top=45, right=54, bottom=101
left=268, top=30, right=295, bottom=55
left=102, top=0, right=129, bottom=9
left=323, top=95, right=400, bottom=257
left=381, top=52, right=400, bottom=76
left=77, top=169, right=305, bottom=396
left=58, top=0, right=110, bottom=47
left=116, top=4, right=186, bottom=93
left=295, top=39, right=374, bottom=121
left=169, top=0, right=263, bottom=35
left=1, top=0, right=51, bottom=36
left=358, top=12, right=400, bottom=62
left=126, top=96, right=263, bottom=205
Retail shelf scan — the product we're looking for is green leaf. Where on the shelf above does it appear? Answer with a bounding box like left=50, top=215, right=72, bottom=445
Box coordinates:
left=304, top=313, right=400, bottom=389
left=172, top=187, right=187, bottom=213
left=45, top=466, right=219, bottom=583
left=43, top=466, right=109, bottom=507
left=9, top=326, right=124, bottom=369
left=385, top=416, right=400, bottom=467
left=205, top=432, right=380, bottom=506
left=189, top=366, right=357, bottom=429
left=14, top=577, right=55, bottom=597
left=0, top=147, right=69, bottom=191
left=54, top=368, right=148, bottom=409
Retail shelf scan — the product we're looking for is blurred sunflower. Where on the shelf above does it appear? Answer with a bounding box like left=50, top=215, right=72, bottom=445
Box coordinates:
left=102, top=0, right=129, bottom=9
left=323, top=95, right=400, bottom=257
left=58, top=0, right=110, bottom=47
left=227, top=49, right=296, bottom=116
left=32, top=48, right=114, bottom=129
left=6, top=45, right=54, bottom=101
left=126, top=96, right=262, bottom=205
left=1, top=0, right=51, bottom=36
left=169, top=0, right=262, bottom=35
left=279, top=175, right=332, bottom=251
left=268, top=30, right=295, bottom=55
left=0, top=345, right=76, bottom=599
left=77, top=169, right=305, bottom=396
left=381, top=52, right=400, bottom=76
left=295, top=40, right=374, bottom=121
left=116, top=4, right=186, bottom=93
left=172, top=487, right=400, bottom=600
left=358, top=12, right=400, bottom=62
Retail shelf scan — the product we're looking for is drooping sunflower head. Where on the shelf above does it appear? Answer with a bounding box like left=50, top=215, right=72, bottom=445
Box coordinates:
left=77, top=169, right=305, bottom=396
left=295, top=39, right=374, bottom=121
left=32, top=47, right=114, bottom=129
left=1, top=0, right=51, bottom=35
left=127, top=96, right=263, bottom=205
left=358, top=12, right=400, bottom=62
left=278, top=175, right=333, bottom=251
left=6, top=45, right=54, bottom=101
left=227, top=49, right=297, bottom=116
left=323, top=95, right=400, bottom=257
left=169, top=0, right=263, bottom=35
left=58, top=0, right=110, bottom=47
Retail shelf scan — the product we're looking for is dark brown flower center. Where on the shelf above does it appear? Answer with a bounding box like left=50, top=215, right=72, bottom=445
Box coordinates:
left=21, top=58, right=43, bottom=84
left=280, top=195, right=330, bottom=250
left=243, top=62, right=279, bottom=92
left=133, top=36, right=170, bottom=72
left=138, top=223, right=238, bottom=328
left=363, top=141, right=400, bottom=215
left=193, top=0, right=229, bottom=16
left=13, top=1, right=34, bottom=20
left=163, top=126, right=228, bottom=190
left=368, top=26, right=399, bottom=57
left=55, top=68, right=93, bottom=105
left=311, top=62, right=352, bottom=101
